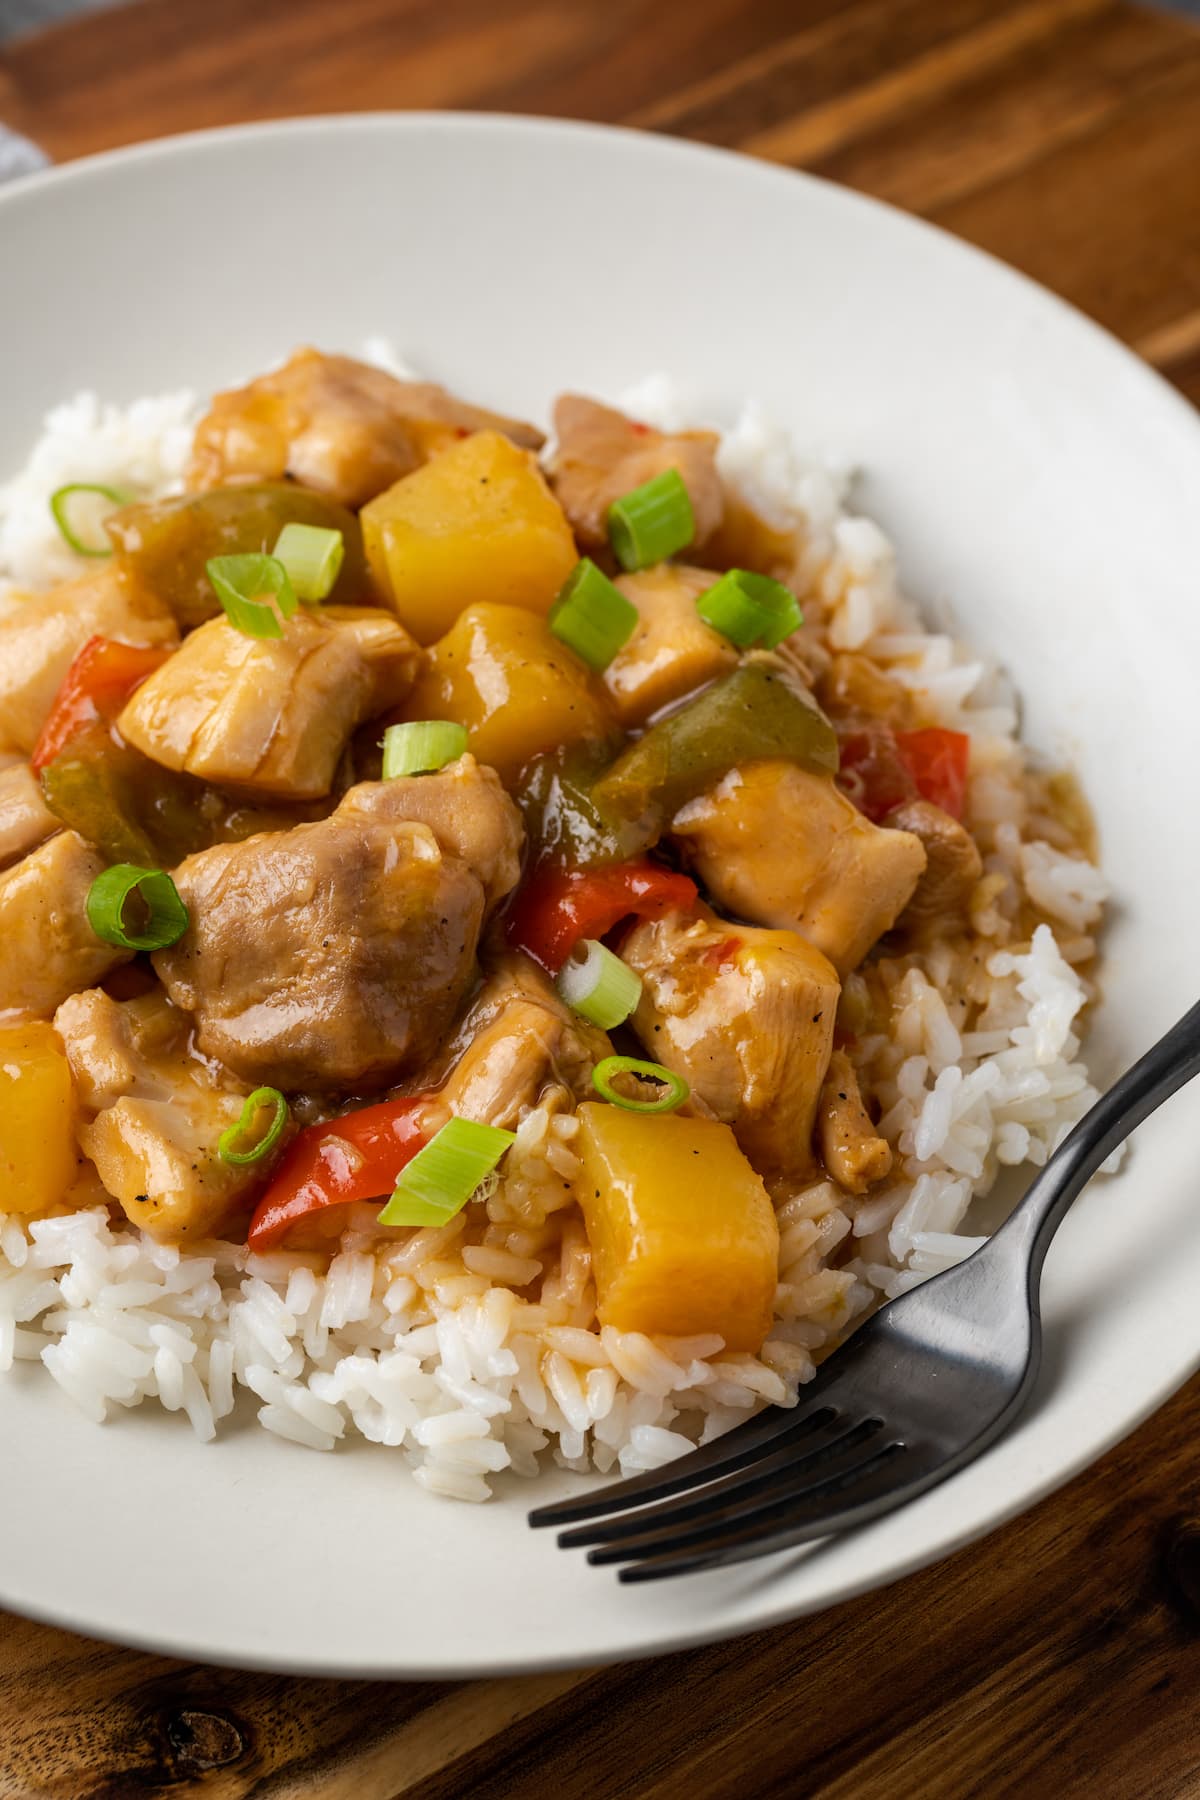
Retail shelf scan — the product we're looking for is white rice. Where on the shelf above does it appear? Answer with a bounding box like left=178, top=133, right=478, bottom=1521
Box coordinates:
left=0, top=391, right=199, bottom=598
left=0, top=359, right=1114, bottom=1496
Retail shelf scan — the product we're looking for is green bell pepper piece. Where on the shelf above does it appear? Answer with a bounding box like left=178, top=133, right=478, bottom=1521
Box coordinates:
left=105, top=484, right=370, bottom=630
left=513, top=742, right=649, bottom=871
left=592, top=659, right=839, bottom=832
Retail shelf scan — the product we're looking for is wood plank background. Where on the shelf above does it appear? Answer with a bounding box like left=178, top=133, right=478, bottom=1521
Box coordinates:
left=2, top=2, right=1200, bottom=1794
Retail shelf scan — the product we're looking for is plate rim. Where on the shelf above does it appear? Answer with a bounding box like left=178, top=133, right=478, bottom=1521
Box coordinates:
left=3, top=107, right=1199, bottom=448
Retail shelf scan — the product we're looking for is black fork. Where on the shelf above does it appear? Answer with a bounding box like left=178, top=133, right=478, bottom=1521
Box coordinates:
left=529, top=998, right=1200, bottom=1581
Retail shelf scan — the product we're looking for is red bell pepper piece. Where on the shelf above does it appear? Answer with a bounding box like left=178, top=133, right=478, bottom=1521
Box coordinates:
left=836, top=723, right=970, bottom=824
left=835, top=723, right=916, bottom=824
left=31, top=635, right=174, bottom=774
left=247, top=1096, right=429, bottom=1251
left=505, top=861, right=699, bottom=974
left=894, top=728, right=970, bottom=822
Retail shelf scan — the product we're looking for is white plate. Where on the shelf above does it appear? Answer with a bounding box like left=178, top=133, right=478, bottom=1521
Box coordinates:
left=2, top=114, right=1198, bottom=1679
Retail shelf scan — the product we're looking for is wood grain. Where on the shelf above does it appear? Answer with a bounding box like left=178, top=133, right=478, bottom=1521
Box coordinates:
left=2, top=1, right=1200, bottom=1795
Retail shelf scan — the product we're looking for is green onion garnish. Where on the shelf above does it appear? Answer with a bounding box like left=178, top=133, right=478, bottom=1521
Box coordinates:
left=737, top=571, right=804, bottom=648
left=556, top=940, right=643, bottom=1030
left=378, top=1116, right=516, bottom=1228
left=696, top=569, right=803, bottom=649
left=206, top=553, right=298, bottom=639
left=85, top=864, right=189, bottom=951
left=608, top=468, right=696, bottom=571
left=548, top=559, right=639, bottom=672
left=381, top=721, right=469, bottom=780
left=217, top=1087, right=289, bottom=1166
left=272, top=522, right=345, bottom=602
left=49, top=483, right=134, bottom=557
left=592, top=1055, right=690, bottom=1114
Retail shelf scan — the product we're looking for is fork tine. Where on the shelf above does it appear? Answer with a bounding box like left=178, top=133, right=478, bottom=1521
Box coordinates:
left=616, top=1443, right=939, bottom=1582
left=557, top=1414, right=884, bottom=1550
left=528, top=1400, right=840, bottom=1529
left=584, top=1423, right=894, bottom=1565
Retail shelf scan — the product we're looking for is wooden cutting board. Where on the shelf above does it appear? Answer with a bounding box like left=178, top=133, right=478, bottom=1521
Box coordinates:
left=2, top=3, right=1200, bottom=1794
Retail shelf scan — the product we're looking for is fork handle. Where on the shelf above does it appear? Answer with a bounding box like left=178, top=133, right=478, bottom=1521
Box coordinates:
left=999, top=996, right=1200, bottom=1282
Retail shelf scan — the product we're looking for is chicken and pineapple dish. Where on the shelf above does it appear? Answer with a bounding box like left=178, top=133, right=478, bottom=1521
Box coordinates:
left=0, top=349, right=1109, bottom=1497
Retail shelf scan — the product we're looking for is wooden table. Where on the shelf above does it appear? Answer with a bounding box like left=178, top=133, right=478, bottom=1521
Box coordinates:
left=3, top=2, right=1200, bottom=1794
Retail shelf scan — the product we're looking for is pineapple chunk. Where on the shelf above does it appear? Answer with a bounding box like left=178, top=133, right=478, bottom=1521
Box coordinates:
left=575, top=1104, right=779, bottom=1353
left=0, top=1021, right=78, bottom=1215
left=404, top=602, right=615, bottom=782
left=361, top=430, right=578, bottom=644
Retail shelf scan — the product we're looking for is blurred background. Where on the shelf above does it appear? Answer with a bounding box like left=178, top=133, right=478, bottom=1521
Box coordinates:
left=0, top=0, right=1196, bottom=40
left=2, top=0, right=1197, bottom=42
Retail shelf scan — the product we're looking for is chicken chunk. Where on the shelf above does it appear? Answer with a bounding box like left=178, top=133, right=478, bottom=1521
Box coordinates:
left=153, top=766, right=523, bottom=1090
left=671, top=760, right=926, bottom=975
left=55, top=987, right=264, bottom=1240
left=603, top=565, right=738, bottom=727
left=817, top=1049, right=893, bottom=1194
left=550, top=395, right=724, bottom=550
left=0, top=830, right=132, bottom=1019
left=0, top=566, right=177, bottom=756
left=188, top=348, right=544, bottom=509
left=623, top=907, right=840, bottom=1179
left=0, top=761, right=59, bottom=869
left=117, top=606, right=419, bottom=800
left=342, top=756, right=522, bottom=908
left=887, top=799, right=983, bottom=932
left=421, top=954, right=610, bottom=1131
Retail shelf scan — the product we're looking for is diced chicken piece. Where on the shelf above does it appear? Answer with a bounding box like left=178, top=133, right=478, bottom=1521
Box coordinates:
left=703, top=492, right=798, bottom=580
left=603, top=565, right=738, bottom=727
left=153, top=767, right=523, bottom=1090
left=623, top=907, right=840, bottom=1179
left=817, top=1049, right=893, bottom=1195
left=0, top=761, right=59, bottom=869
left=671, top=760, right=926, bottom=976
left=347, top=756, right=522, bottom=909
left=117, top=606, right=419, bottom=800
left=421, top=954, right=610, bottom=1131
left=0, top=566, right=177, bottom=756
left=188, top=348, right=544, bottom=509
left=55, top=987, right=263, bottom=1240
left=0, top=831, right=132, bottom=1019
left=887, top=799, right=983, bottom=932
left=550, top=395, right=724, bottom=550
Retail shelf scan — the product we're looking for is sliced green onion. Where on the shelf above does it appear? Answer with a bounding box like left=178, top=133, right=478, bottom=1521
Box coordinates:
left=378, top=1116, right=516, bottom=1228
left=695, top=570, right=767, bottom=647
left=217, top=1087, right=289, bottom=1166
left=556, top=940, right=643, bottom=1029
left=696, top=569, right=803, bottom=649
left=737, top=571, right=804, bottom=648
left=548, top=559, right=639, bottom=672
left=85, top=864, right=189, bottom=951
left=608, top=468, right=695, bottom=571
left=272, top=522, right=345, bottom=601
left=592, top=1055, right=690, bottom=1114
left=206, top=553, right=297, bottom=639
left=381, top=721, right=469, bottom=780
left=49, top=483, right=134, bottom=557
